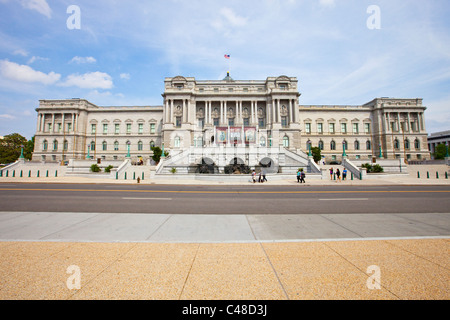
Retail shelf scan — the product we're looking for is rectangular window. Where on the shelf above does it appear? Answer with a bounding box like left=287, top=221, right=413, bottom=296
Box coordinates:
left=176, top=117, right=182, bottom=128
left=281, top=117, right=288, bottom=128
left=317, top=123, right=323, bottom=134
left=57, top=123, right=62, bottom=133
left=150, top=123, right=156, bottom=134
left=48, top=123, right=52, bottom=132
left=138, top=123, right=144, bottom=134
left=353, top=123, right=359, bottom=134
left=364, top=123, right=371, bottom=134
left=115, top=124, right=120, bottom=134
left=243, top=118, right=250, bottom=126
left=305, top=123, right=311, bottom=134
left=126, top=123, right=132, bottom=134
left=91, top=124, right=96, bottom=134
left=214, top=118, right=220, bottom=126
left=228, top=118, right=234, bottom=126
left=198, top=118, right=204, bottom=129
left=329, top=123, right=335, bottom=134
left=341, top=123, right=347, bottom=134
left=67, top=123, right=72, bottom=132
left=258, top=118, right=265, bottom=128
left=103, top=124, right=108, bottom=134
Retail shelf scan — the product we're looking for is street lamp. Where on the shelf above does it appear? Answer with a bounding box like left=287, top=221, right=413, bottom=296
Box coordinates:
left=379, top=144, right=383, bottom=158
left=19, top=144, right=25, bottom=159
left=86, top=145, right=91, bottom=159
left=126, top=141, right=131, bottom=158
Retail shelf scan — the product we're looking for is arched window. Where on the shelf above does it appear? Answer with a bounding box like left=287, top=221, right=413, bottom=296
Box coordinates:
left=283, top=136, right=289, bottom=147
left=330, top=140, right=336, bottom=150
left=174, top=136, right=181, bottom=148
left=366, top=140, right=371, bottom=150
left=138, top=141, right=143, bottom=151
left=394, top=139, right=400, bottom=149
left=342, top=140, right=348, bottom=151
left=404, top=139, right=410, bottom=150
left=53, top=140, right=58, bottom=151
left=318, top=140, right=324, bottom=150
left=64, top=140, right=68, bottom=151
left=354, top=140, right=360, bottom=150
left=43, top=140, right=48, bottom=151
left=414, top=139, right=420, bottom=150
left=150, top=141, right=155, bottom=149
left=90, top=141, right=96, bottom=151
left=114, top=141, right=119, bottom=151
left=102, top=141, right=107, bottom=151
left=260, top=136, right=266, bottom=147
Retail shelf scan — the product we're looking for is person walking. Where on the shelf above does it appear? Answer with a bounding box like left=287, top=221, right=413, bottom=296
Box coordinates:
left=297, top=169, right=301, bottom=183
left=300, top=169, right=306, bottom=183
left=262, top=168, right=267, bottom=182
left=258, top=171, right=262, bottom=183
left=342, top=168, right=347, bottom=181
left=329, top=167, right=334, bottom=180
left=252, top=170, right=256, bottom=183
left=336, top=168, right=341, bottom=181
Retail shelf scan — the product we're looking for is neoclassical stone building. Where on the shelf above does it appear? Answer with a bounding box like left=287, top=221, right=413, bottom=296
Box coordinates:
left=32, top=74, right=431, bottom=166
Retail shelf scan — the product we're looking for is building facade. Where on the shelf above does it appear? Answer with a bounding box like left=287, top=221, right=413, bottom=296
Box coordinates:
left=32, top=75, right=431, bottom=165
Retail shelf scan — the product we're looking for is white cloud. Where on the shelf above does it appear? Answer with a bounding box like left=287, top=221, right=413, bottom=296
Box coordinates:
left=319, top=0, right=336, bottom=8
left=0, top=114, right=15, bottom=120
left=19, top=0, right=52, bottom=19
left=220, top=7, right=247, bottom=27
left=120, top=73, right=130, bottom=80
left=69, top=56, right=97, bottom=64
left=27, top=56, right=49, bottom=64
left=60, top=72, right=114, bottom=89
left=12, top=49, right=28, bottom=57
left=0, top=59, right=60, bottom=85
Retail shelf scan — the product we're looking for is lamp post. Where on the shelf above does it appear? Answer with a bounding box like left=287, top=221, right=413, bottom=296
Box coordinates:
left=126, top=141, right=131, bottom=158
left=19, top=144, right=25, bottom=159
left=86, top=145, right=90, bottom=159
left=342, top=142, right=347, bottom=158
left=161, top=142, right=165, bottom=158
left=379, top=144, right=383, bottom=158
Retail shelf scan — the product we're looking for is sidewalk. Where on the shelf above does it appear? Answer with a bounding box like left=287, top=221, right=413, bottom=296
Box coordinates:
left=0, top=174, right=449, bottom=185
left=0, top=239, right=448, bottom=300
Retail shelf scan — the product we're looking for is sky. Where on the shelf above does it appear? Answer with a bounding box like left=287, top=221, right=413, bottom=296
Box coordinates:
left=0, top=0, right=449, bottom=139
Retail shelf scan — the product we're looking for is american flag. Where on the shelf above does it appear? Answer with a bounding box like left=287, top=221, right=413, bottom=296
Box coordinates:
left=224, top=54, right=230, bottom=59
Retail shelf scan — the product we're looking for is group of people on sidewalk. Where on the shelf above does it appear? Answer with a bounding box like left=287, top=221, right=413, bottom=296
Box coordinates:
left=251, top=169, right=268, bottom=183
left=329, top=167, right=348, bottom=181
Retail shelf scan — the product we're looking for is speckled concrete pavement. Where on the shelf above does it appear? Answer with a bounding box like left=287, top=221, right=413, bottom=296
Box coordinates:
left=0, top=238, right=448, bottom=300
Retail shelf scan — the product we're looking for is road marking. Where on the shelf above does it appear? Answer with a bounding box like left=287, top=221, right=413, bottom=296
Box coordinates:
left=320, top=198, right=369, bottom=201
left=122, top=197, right=172, bottom=201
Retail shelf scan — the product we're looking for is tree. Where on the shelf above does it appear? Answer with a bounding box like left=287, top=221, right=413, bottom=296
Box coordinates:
left=311, top=146, right=322, bottom=163
left=433, top=143, right=448, bottom=160
left=0, top=133, right=30, bottom=164
left=151, top=146, right=169, bottom=164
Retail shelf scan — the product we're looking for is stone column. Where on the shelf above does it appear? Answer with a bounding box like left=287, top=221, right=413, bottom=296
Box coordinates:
left=170, top=99, right=174, bottom=124
left=51, top=113, right=55, bottom=132
left=289, top=99, right=293, bottom=124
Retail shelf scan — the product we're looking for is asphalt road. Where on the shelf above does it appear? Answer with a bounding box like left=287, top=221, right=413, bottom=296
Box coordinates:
left=0, top=183, right=449, bottom=215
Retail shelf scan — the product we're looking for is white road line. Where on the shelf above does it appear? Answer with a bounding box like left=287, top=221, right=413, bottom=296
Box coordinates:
left=319, top=198, right=369, bottom=201
left=122, top=197, right=172, bottom=201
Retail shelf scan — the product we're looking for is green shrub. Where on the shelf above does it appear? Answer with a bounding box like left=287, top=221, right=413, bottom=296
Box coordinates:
left=362, top=163, right=384, bottom=173
left=104, top=165, right=114, bottom=173
left=170, top=167, right=177, bottom=174
left=90, top=164, right=101, bottom=172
